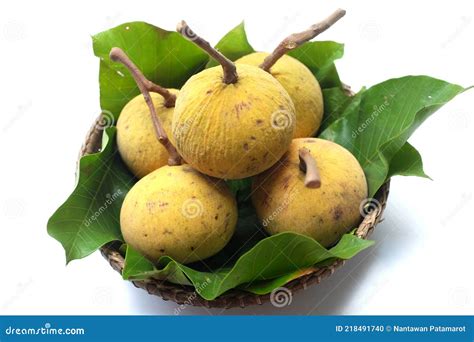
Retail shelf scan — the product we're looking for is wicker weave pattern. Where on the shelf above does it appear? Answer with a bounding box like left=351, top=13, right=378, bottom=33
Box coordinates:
left=81, top=116, right=389, bottom=309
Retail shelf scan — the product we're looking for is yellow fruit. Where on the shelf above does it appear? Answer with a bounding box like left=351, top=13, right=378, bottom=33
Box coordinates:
left=120, top=164, right=237, bottom=263
left=172, top=64, right=295, bottom=179
left=117, top=90, right=178, bottom=178
left=237, top=52, right=323, bottom=138
left=252, top=138, right=367, bottom=247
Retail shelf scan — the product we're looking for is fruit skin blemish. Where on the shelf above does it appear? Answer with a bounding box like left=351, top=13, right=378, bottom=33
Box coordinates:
left=110, top=48, right=237, bottom=263
left=173, top=21, right=295, bottom=179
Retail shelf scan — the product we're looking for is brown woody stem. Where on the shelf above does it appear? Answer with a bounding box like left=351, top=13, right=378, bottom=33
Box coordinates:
left=177, top=20, right=238, bottom=84
left=260, top=9, right=346, bottom=72
left=299, top=147, right=321, bottom=188
left=110, top=48, right=176, bottom=108
left=109, top=47, right=182, bottom=166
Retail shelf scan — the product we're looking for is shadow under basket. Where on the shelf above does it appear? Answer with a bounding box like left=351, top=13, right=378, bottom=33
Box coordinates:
left=81, top=114, right=390, bottom=309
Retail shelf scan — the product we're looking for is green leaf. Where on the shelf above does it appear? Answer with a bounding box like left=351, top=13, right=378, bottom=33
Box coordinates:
left=320, top=87, right=365, bottom=132
left=193, top=202, right=266, bottom=270
left=317, top=63, right=343, bottom=88
left=206, top=22, right=254, bottom=68
left=239, top=269, right=311, bottom=295
left=123, top=244, right=154, bottom=277
left=241, top=233, right=373, bottom=295
left=287, top=41, right=344, bottom=88
left=226, top=178, right=252, bottom=203
left=123, top=232, right=373, bottom=300
left=226, top=178, right=251, bottom=196
left=47, top=128, right=135, bottom=263
left=92, top=22, right=209, bottom=120
left=320, top=76, right=465, bottom=196
left=387, top=142, right=430, bottom=179
left=123, top=245, right=192, bottom=285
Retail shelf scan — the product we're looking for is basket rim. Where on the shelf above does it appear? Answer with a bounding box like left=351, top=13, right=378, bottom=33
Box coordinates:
left=81, top=114, right=389, bottom=309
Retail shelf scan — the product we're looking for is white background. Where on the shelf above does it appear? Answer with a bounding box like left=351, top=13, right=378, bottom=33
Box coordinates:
left=0, top=0, right=473, bottom=315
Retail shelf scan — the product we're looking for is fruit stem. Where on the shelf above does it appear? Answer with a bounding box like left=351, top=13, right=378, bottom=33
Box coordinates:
left=260, top=9, right=346, bottom=72
left=109, top=48, right=176, bottom=108
left=298, top=147, right=321, bottom=189
left=109, top=47, right=182, bottom=166
left=177, top=20, right=238, bottom=84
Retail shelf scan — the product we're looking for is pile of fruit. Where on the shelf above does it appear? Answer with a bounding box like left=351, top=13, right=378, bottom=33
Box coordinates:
left=115, top=10, right=367, bottom=264
left=48, top=9, right=466, bottom=301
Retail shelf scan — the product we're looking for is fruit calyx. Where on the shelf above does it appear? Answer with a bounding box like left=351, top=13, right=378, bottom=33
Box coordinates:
left=298, top=147, right=321, bottom=188
left=260, top=8, right=346, bottom=72
left=109, top=47, right=182, bottom=166
left=177, top=20, right=238, bottom=85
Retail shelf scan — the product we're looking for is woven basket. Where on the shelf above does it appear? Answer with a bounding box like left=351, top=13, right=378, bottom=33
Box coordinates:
left=81, top=113, right=390, bottom=309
